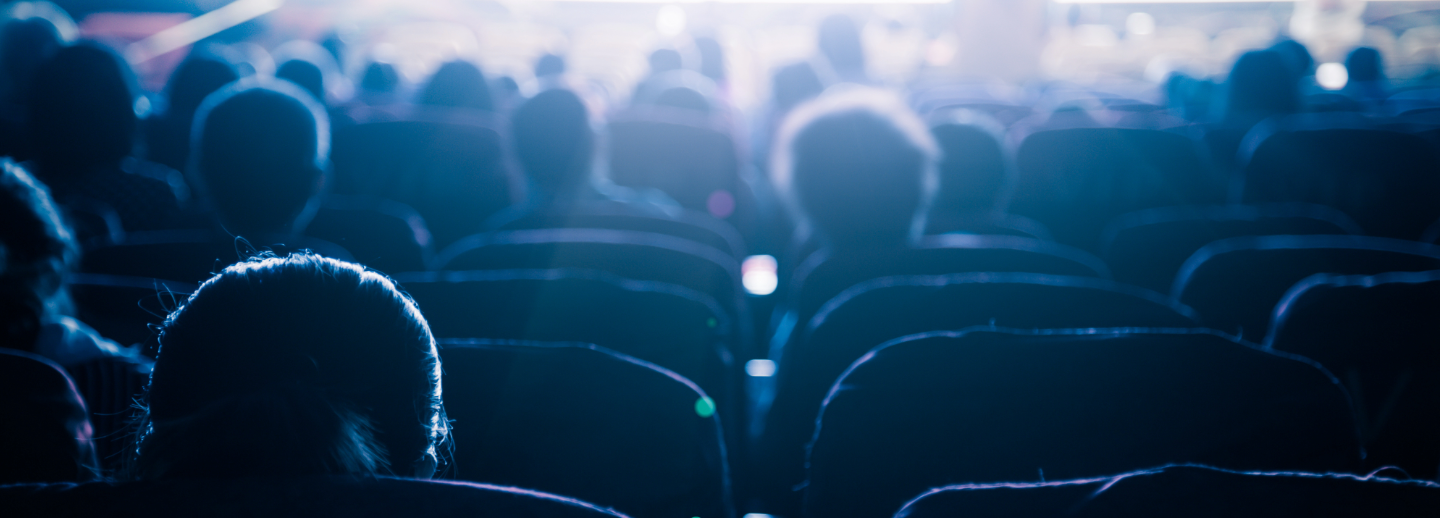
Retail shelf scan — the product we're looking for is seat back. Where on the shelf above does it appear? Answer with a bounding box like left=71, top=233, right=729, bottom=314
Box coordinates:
left=1100, top=204, right=1363, bottom=292
left=0, top=349, right=98, bottom=484
left=930, top=122, right=1009, bottom=213
left=606, top=108, right=750, bottom=223
left=1172, top=235, right=1440, bottom=341
left=896, top=464, right=1440, bottom=517
left=395, top=269, right=735, bottom=412
left=1266, top=270, right=1440, bottom=478
left=66, top=355, right=152, bottom=475
left=0, top=475, right=624, bottom=517
left=496, top=209, right=745, bottom=259
left=755, top=275, right=1197, bottom=515
left=432, top=229, right=745, bottom=329
left=330, top=120, right=516, bottom=247
left=1009, top=127, right=1224, bottom=251
left=68, top=273, right=196, bottom=350
left=803, top=328, right=1361, bottom=517
left=438, top=339, right=732, bottom=517
left=787, top=235, right=1109, bottom=330
left=1241, top=127, right=1440, bottom=240
left=80, top=230, right=354, bottom=283
left=301, top=194, right=433, bottom=273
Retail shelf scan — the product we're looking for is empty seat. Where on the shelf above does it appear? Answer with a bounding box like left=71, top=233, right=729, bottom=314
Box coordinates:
left=1100, top=204, right=1362, bottom=292
left=754, top=274, right=1198, bottom=517
left=395, top=269, right=736, bottom=416
left=0, top=475, right=624, bottom=517
left=438, top=339, right=732, bottom=518
left=1266, top=270, right=1440, bottom=479
left=330, top=120, right=517, bottom=247
left=803, top=328, right=1361, bottom=517
left=431, top=229, right=746, bottom=336
left=1008, top=127, right=1225, bottom=251
left=80, top=230, right=355, bottom=284
left=68, top=273, right=197, bottom=351
left=0, top=349, right=98, bottom=484
left=300, top=194, right=433, bottom=273
left=494, top=206, right=746, bottom=259
left=1241, top=126, right=1440, bottom=240
left=607, top=107, right=755, bottom=233
left=1172, top=235, right=1440, bottom=341
left=896, top=464, right=1440, bottom=517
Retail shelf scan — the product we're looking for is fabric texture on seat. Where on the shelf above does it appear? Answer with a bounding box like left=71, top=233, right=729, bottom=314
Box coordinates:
left=0, top=475, right=625, bottom=517
left=1172, top=235, right=1440, bottom=341
left=1265, top=270, right=1440, bottom=479
left=1100, top=203, right=1362, bottom=292
left=753, top=274, right=1197, bottom=517
left=437, top=339, right=733, bottom=518
left=895, top=464, right=1440, bottom=517
left=0, top=349, right=98, bottom=484
left=802, top=328, right=1361, bottom=517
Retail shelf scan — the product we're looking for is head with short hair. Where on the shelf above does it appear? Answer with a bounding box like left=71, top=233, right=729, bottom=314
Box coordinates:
left=512, top=88, right=592, bottom=196
left=164, top=54, right=239, bottom=123
left=0, top=16, right=63, bottom=105
left=0, top=158, right=74, bottom=351
left=190, top=79, right=328, bottom=235
left=360, top=61, right=398, bottom=94
left=818, top=14, right=864, bottom=75
left=1346, top=47, right=1384, bottom=83
left=1224, top=50, right=1300, bottom=123
left=648, top=48, right=682, bottom=74
left=27, top=42, right=136, bottom=176
left=419, top=60, right=493, bottom=111
left=772, top=88, right=938, bottom=249
left=535, top=53, right=565, bottom=79
left=276, top=59, right=326, bottom=104
left=134, top=253, right=447, bottom=480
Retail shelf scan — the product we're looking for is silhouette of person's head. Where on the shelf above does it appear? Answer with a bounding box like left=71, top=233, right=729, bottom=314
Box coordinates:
left=1346, top=47, right=1384, bottom=83
left=27, top=42, right=136, bottom=177
left=511, top=88, right=591, bottom=197
left=134, top=253, right=447, bottom=480
left=361, top=61, right=398, bottom=94
left=818, top=14, right=865, bottom=78
left=773, top=88, right=938, bottom=249
left=535, top=53, right=565, bottom=79
left=164, top=54, right=239, bottom=123
left=0, top=16, right=63, bottom=106
left=1268, top=39, right=1315, bottom=80
left=772, top=62, right=824, bottom=113
left=655, top=86, right=710, bottom=113
left=277, top=59, right=326, bottom=104
left=0, top=158, right=74, bottom=352
left=1224, top=50, right=1299, bottom=124
left=648, top=49, right=682, bottom=74
left=419, top=60, right=493, bottom=111
left=191, top=80, right=327, bottom=235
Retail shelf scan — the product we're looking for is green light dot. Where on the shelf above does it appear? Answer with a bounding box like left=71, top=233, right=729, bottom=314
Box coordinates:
left=706, top=318, right=717, bottom=328
left=694, top=396, right=716, bottom=418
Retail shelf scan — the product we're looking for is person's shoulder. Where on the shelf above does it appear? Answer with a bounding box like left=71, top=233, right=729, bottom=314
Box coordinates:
left=34, top=316, right=147, bottom=370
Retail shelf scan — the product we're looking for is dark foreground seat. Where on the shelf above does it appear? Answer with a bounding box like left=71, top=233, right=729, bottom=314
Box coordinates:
left=895, top=464, right=1440, bottom=517
left=0, top=349, right=98, bottom=485
left=1266, top=270, right=1440, bottom=479
left=803, top=328, right=1361, bottom=517
left=1100, top=203, right=1362, bottom=292
left=754, top=274, right=1198, bottom=517
left=1172, top=235, right=1440, bottom=341
left=0, top=475, right=625, bottom=517
left=438, top=340, right=733, bottom=518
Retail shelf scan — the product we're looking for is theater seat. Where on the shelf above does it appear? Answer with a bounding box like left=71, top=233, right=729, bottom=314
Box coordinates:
left=754, top=274, right=1198, bottom=517
left=68, top=273, right=197, bottom=351
left=438, top=340, right=733, bottom=518
left=0, top=349, right=98, bottom=485
left=300, top=194, right=434, bottom=273
left=1100, top=203, right=1362, bottom=292
left=1172, top=235, right=1440, bottom=341
left=66, top=355, right=152, bottom=474
left=79, top=230, right=355, bottom=284
left=493, top=207, right=746, bottom=259
left=802, top=328, right=1361, bottom=517
left=895, top=464, right=1440, bottom=517
left=1266, top=270, right=1440, bottom=479
left=0, top=475, right=624, bottom=517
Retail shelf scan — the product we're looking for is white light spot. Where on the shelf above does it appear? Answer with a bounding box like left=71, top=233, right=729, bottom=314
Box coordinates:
left=745, top=359, right=776, bottom=378
left=656, top=5, right=686, bottom=37
left=742, top=254, right=778, bottom=296
left=743, top=513, right=774, bottom=518
left=1126, top=12, right=1156, bottom=37
left=1317, top=62, right=1348, bottom=90
left=133, top=95, right=152, bottom=118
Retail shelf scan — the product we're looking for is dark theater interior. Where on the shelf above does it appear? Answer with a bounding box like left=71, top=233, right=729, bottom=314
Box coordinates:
left=2, top=0, right=1440, bottom=519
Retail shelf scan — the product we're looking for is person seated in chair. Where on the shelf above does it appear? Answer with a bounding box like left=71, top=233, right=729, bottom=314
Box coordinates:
left=128, top=252, right=449, bottom=480
left=771, top=87, right=939, bottom=256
